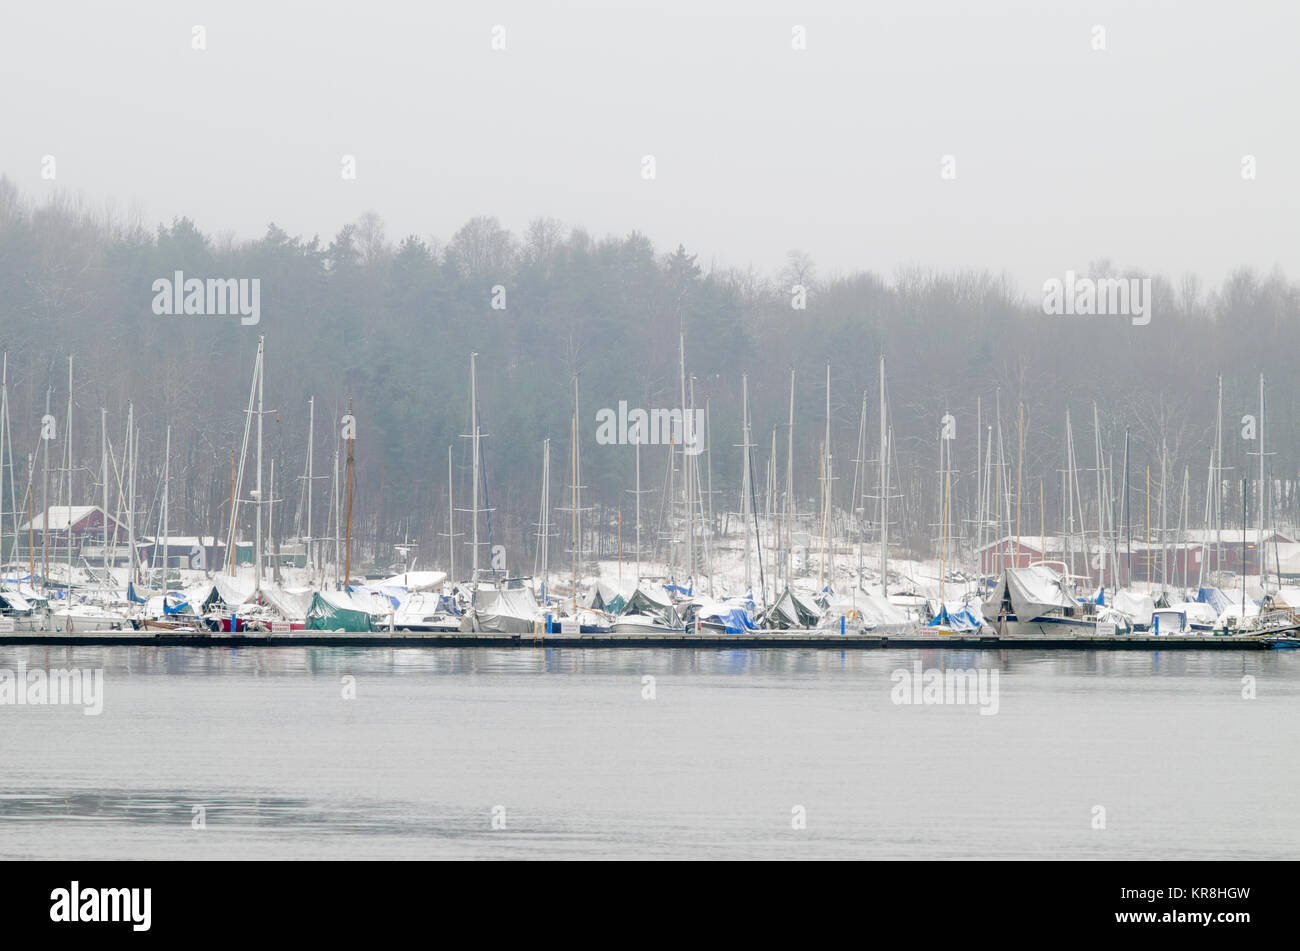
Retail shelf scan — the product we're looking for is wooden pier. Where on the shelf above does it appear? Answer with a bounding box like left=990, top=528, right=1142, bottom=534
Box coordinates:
left=0, top=630, right=1295, bottom=650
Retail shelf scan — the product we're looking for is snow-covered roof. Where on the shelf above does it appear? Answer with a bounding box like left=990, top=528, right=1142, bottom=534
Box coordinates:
left=21, top=505, right=116, bottom=532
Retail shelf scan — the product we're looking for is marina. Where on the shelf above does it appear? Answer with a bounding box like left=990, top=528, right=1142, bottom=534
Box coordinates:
left=1, top=628, right=1295, bottom=649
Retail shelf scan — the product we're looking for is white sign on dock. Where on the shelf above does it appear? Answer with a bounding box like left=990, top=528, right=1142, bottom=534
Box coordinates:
left=270, top=621, right=290, bottom=633
left=1096, top=622, right=1116, bottom=637
left=0, top=617, right=13, bottom=633
left=559, top=620, right=579, bottom=634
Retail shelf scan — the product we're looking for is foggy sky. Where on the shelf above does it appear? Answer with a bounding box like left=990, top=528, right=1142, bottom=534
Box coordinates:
left=2, top=0, right=1295, bottom=295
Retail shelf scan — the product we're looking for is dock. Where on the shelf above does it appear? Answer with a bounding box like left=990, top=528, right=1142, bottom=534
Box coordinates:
left=0, top=630, right=1295, bottom=650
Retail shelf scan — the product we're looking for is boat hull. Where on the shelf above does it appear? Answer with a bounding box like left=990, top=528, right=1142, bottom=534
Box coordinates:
left=992, top=615, right=1101, bottom=638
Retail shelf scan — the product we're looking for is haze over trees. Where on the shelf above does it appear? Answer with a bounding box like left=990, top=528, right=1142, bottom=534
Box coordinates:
left=2, top=176, right=1298, bottom=575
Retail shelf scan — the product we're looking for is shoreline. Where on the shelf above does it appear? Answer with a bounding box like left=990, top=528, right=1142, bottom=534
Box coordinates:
left=1, top=630, right=1295, bottom=650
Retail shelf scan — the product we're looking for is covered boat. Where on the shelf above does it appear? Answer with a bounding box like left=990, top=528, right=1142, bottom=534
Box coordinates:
left=759, top=586, right=823, bottom=630
left=982, top=565, right=1097, bottom=637
left=610, top=584, right=685, bottom=633
left=461, top=585, right=540, bottom=633
left=305, top=590, right=386, bottom=632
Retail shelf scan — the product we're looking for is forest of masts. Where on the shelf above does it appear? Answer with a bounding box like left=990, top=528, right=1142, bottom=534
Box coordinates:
left=0, top=338, right=1292, bottom=601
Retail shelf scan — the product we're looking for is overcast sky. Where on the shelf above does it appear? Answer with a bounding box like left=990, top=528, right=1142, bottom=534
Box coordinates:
left=3, top=0, right=1295, bottom=295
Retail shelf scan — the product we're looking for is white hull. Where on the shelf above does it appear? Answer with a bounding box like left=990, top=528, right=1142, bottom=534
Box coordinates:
left=609, top=616, right=684, bottom=634
left=991, top=616, right=1101, bottom=638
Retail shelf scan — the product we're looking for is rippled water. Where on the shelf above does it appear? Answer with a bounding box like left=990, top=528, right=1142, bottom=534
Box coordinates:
left=0, top=645, right=1295, bottom=859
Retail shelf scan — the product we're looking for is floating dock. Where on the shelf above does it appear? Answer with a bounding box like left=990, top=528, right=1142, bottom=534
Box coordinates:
left=0, top=630, right=1296, bottom=650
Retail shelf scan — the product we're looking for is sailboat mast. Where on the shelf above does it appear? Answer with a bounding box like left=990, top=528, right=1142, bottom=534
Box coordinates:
left=306, top=395, right=314, bottom=571
left=161, top=425, right=170, bottom=587
left=254, top=334, right=264, bottom=591
left=741, top=372, right=753, bottom=595
left=344, top=397, right=354, bottom=586
left=679, top=331, right=691, bottom=585
left=538, top=438, right=550, bottom=595
left=821, top=362, right=831, bottom=591
left=1258, top=372, right=1266, bottom=590
left=573, top=376, right=581, bottom=596
left=101, top=408, right=108, bottom=575
left=878, top=355, right=888, bottom=596
left=471, top=353, right=481, bottom=580
left=126, top=403, right=135, bottom=587
left=42, top=386, right=50, bottom=589
left=1093, top=402, right=1105, bottom=588
left=785, top=368, right=795, bottom=589
left=65, top=357, right=74, bottom=597
left=447, top=445, right=455, bottom=584
left=571, top=412, right=578, bottom=614
left=1215, top=374, right=1223, bottom=574
left=634, top=429, right=641, bottom=584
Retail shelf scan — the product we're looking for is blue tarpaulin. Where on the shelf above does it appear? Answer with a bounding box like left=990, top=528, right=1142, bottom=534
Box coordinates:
left=711, top=607, right=757, bottom=634
left=1196, top=586, right=1233, bottom=616
left=928, top=604, right=982, bottom=632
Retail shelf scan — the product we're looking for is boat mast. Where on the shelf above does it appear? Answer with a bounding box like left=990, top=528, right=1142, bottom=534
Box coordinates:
left=42, top=386, right=50, bottom=590
left=769, top=428, right=778, bottom=597
left=1015, top=403, right=1024, bottom=567
left=1258, top=372, right=1266, bottom=591
left=573, top=376, right=581, bottom=601
left=470, top=353, right=480, bottom=580
left=536, top=438, right=550, bottom=598
left=254, top=334, right=264, bottom=592
left=126, top=402, right=135, bottom=587
left=820, top=361, right=831, bottom=592
left=64, top=356, right=74, bottom=602
left=344, top=397, right=354, bottom=586
left=0, top=355, right=5, bottom=563
left=101, top=408, right=107, bottom=581
left=853, top=389, right=867, bottom=587
left=1093, top=402, right=1105, bottom=589
left=878, top=355, right=888, bottom=596
left=703, top=390, right=714, bottom=597
left=161, top=425, right=170, bottom=588
left=1179, top=465, right=1190, bottom=593
left=634, top=428, right=641, bottom=584
left=678, top=328, right=692, bottom=587
left=972, top=396, right=980, bottom=577
left=446, top=445, right=456, bottom=584
left=1215, top=374, right=1223, bottom=574
left=740, top=373, right=753, bottom=595
left=331, top=439, right=340, bottom=588
left=570, top=411, right=578, bottom=614
left=268, top=458, right=276, bottom=585
left=1160, top=441, right=1168, bottom=595
left=305, top=396, right=314, bottom=572
left=785, top=367, right=795, bottom=589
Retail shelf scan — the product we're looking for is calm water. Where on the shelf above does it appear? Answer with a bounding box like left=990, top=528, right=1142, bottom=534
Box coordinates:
left=0, top=645, right=1296, bottom=859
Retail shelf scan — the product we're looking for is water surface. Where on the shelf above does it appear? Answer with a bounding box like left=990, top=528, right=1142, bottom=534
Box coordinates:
left=0, top=645, right=1294, bottom=859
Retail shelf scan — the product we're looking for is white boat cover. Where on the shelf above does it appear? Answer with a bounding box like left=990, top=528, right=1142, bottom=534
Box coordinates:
left=393, top=591, right=456, bottom=626
left=468, top=586, right=540, bottom=633
left=0, top=588, right=33, bottom=612
left=982, top=566, right=1077, bottom=621
left=1169, top=601, right=1217, bottom=628
left=375, top=570, right=447, bottom=591
left=1111, top=590, right=1155, bottom=627
left=258, top=585, right=312, bottom=621
left=212, top=575, right=256, bottom=607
